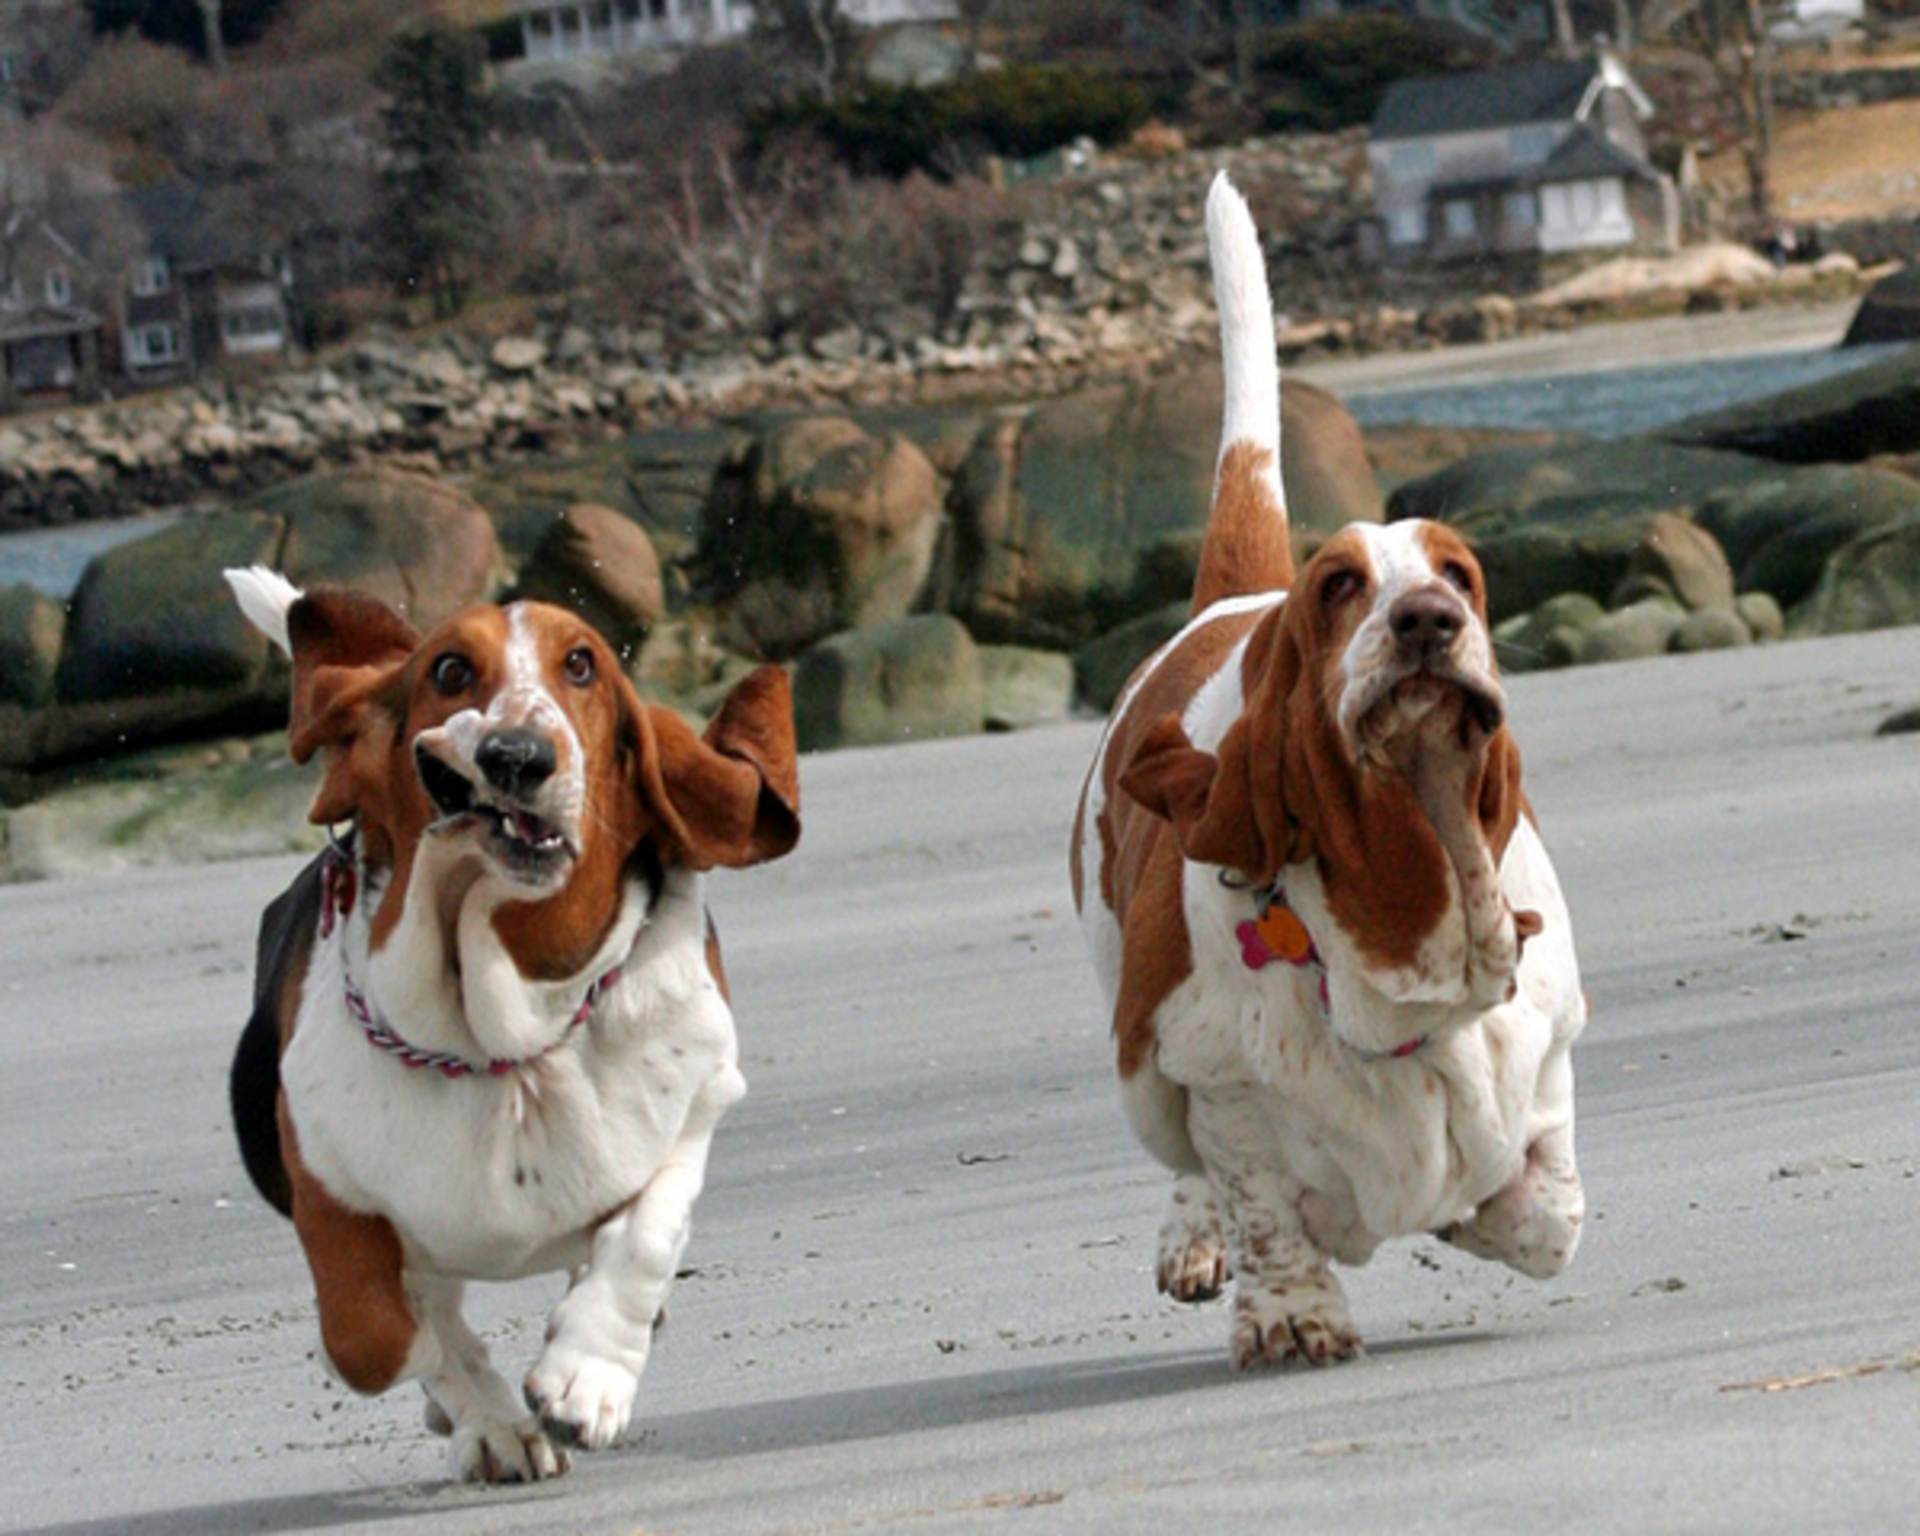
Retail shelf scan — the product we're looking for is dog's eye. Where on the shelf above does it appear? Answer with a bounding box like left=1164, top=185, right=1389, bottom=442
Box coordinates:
left=1321, top=568, right=1362, bottom=610
left=563, top=647, right=596, bottom=687
left=430, top=652, right=475, bottom=695
left=1440, top=559, right=1476, bottom=596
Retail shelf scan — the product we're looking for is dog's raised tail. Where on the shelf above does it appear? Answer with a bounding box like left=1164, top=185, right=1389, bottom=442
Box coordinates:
left=1191, top=172, right=1292, bottom=615
left=224, top=565, right=303, bottom=657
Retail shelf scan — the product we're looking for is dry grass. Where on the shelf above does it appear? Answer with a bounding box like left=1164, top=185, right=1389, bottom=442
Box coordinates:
left=1703, top=98, right=1920, bottom=222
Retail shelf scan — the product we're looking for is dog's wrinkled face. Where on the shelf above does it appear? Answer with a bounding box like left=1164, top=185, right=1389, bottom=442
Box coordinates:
left=406, top=604, right=616, bottom=893
left=1305, top=521, right=1505, bottom=771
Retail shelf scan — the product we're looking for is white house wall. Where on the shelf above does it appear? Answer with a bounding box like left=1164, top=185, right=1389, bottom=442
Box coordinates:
left=1369, top=121, right=1574, bottom=245
left=1538, top=177, right=1633, bottom=252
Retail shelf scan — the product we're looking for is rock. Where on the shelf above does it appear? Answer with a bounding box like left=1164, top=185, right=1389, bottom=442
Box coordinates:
left=1575, top=596, right=1685, bottom=665
left=1668, top=608, right=1752, bottom=653
left=55, top=511, right=284, bottom=707
left=512, top=503, right=664, bottom=662
left=792, top=615, right=984, bottom=751
left=0, top=584, right=65, bottom=709
left=1072, top=601, right=1189, bottom=713
left=952, top=373, right=1379, bottom=645
left=1492, top=591, right=1605, bottom=673
left=697, top=416, right=944, bottom=658
left=490, top=336, right=549, bottom=374
left=1791, top=520, right=1920, bottom=636
left=979, top=645, right=1074, bottom=731
left=1694, top=465, right=1920, bottom=612
left=260, top=466, right=503, bottom=626
left=1735, top=590, right=1785, bottom=641
left=1390, top=440, right=1782, bottom=623
left=1657, top=344, right=1920, bottom=463
left=1613, top=512, right=1735, bottom=612
left=1842, top=265, right=1920, bottom=346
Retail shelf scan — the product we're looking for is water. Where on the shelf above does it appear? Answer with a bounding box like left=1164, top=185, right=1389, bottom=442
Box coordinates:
left=1344, top=342, right=1905, bottom=438
left=0, top=514, right=181, bottom=600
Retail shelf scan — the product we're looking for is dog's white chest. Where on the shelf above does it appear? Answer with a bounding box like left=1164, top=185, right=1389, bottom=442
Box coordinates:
left=282, top=895, right=743, bottom=1281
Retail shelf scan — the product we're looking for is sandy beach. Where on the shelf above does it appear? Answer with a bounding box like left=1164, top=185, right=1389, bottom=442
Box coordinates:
left=4, top=621, right=1919, bottom=1533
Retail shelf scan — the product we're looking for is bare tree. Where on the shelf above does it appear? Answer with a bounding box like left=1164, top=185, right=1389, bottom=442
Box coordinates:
left=752, top=0, right=851, bottom=104
left=198, top=0, right=229, bottom=70
left=1646, top=0, right=1776, bottom=223
left=663, top=143, right=798, bottom=335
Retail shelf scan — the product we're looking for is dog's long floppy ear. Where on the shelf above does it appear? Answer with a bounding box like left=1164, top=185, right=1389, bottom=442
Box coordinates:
left=636, top=664, right=800, bottom=870
left=1119, top=713, right=1277, bottom=880
left=283, top=590, right=421, bottom=825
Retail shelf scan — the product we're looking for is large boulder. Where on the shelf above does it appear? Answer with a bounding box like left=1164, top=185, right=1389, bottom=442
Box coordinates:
left=1387, top=440, right=1779, bottom=623
left=1694, top=464, right=1920, bottom=613
left=262, top=466, right=502, bottom=622
left=0, top=583, right=65, bottom=709
left=31, top=468, right=501, bottom=772
left=1792, top=521, right=1920, bottom=636
left=792, top=615, right=984, bottom=751
left=1842, top=265, right=1920, bottom=347
left=1655, top=344, right=1920, bottom=463
left=1613, top=512, right=1735, bottom=613
left=512, top=502, right=664, bottom=662
left=948, top=373, right=1380, bottom=645
left=697, top=416, right=945, bottom=658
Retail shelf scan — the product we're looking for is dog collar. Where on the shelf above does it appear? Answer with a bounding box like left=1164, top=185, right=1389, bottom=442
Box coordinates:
left=320, top=832, right=622, bottom=1081
left=1229, top=873, right=1427, bottom=1061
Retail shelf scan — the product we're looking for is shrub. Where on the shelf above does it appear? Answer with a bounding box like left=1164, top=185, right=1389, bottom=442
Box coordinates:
left=1257, top=13, right=1491, bottom=133
left=753, top=64, right=1151, bottom=179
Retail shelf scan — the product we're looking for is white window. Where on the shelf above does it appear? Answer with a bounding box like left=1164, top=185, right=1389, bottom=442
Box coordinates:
left=1503, top=190, right=1538, bottom=231
left=128, top=324, right=181, bottom=366
left=1, top=277, right=20, bottom=308
left=45, top=268, right=71, bottom=305
left=133, top=256, right=171, bottom=296
left=1443, top=200, right=1476, bottom=240
left=220, top=302, right=285, bottom=350
left=1387, top=206, right=1428, bottom=246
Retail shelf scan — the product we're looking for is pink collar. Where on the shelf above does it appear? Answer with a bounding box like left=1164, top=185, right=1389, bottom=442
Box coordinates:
left=1231, top=875, right=1427, bottom=1061
left=321, top=834, right=623, bottom=1081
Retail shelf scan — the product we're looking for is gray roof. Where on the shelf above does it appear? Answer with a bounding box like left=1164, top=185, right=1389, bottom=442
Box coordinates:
left=1528, top=124, right=1659, bottom=184
left=1371, top=57, right=1598, bottom=140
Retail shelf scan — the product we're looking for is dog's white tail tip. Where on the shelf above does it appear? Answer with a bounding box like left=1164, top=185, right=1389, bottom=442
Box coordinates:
left=1205, top=171, right=1281, bottom=473
left=224, top=566, right=302, bottom=656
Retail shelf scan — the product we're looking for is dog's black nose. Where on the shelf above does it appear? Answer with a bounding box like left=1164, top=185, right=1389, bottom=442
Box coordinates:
left=476, top=728, right=556, bottom=800
left=1389, top=587, right=1465, bottom=656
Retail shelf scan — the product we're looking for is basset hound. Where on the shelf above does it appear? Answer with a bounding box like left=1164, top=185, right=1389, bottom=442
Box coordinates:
left=1070, top=176, right=1586, bottom=1369
left=224, top=568, right=799, bottom=1481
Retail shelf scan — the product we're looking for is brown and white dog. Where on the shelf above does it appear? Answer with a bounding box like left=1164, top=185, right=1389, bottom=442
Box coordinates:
left=1070, top=176, right=1585, bottom=1369
left=225, top=568, right=799, bottom=1482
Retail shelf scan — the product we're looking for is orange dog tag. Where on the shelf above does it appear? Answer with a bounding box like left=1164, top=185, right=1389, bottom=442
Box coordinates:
left=1255, top=904, right=1315, bottom=965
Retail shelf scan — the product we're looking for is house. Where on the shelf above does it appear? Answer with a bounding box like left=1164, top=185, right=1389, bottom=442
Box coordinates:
left=512, top=0, right=957, bottom=62
left=1366, top=50, right=1678, bottom=267
left=0, top=210, right=103, bottom=402
left=113, top=182, right=293, bottom=383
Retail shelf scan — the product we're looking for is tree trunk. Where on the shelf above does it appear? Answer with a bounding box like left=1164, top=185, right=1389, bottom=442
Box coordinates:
left=197, top=0, right=227, bottom=70
left=1550, top=0, right=1578, bottom=54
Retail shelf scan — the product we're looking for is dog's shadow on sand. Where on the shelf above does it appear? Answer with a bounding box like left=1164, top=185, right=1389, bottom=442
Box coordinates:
left=16, top=1333, right=1490, bottom=1535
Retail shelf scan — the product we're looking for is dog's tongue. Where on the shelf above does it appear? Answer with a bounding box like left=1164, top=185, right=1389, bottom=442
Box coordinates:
left=508, top=809, right=553, bottom=847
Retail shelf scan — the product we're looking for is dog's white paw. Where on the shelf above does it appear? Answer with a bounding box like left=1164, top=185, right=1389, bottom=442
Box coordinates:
left=449, top=1414, right=572, bottom=1484
left=1157, top=1178, right=1229, bottom=1303
left=1229, top=1282, right=1361, bottom=1370
left=524, top=1350, right=640, bottom=1451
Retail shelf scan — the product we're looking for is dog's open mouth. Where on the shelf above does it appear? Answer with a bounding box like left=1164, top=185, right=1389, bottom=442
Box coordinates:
left=416, top=747, right=575, bottom=881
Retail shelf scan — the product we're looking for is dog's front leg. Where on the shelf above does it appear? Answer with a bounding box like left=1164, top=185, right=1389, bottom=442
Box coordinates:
left=523, top=1109, right=725, bottom=1449
left=413, top=1275, right=572, bottom=1484
left=1189, top=1088, right=1362, bottom=1369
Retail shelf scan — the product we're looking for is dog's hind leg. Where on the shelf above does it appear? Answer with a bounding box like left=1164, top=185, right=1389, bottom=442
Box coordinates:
left=412, top=1275, right=572, bottom=1484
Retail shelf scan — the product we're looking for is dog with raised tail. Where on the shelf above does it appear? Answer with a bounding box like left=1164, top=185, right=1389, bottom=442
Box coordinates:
left=1070, top=174, right=1586, bottom=1369
left=225, top=568, right=799, bottom=1481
